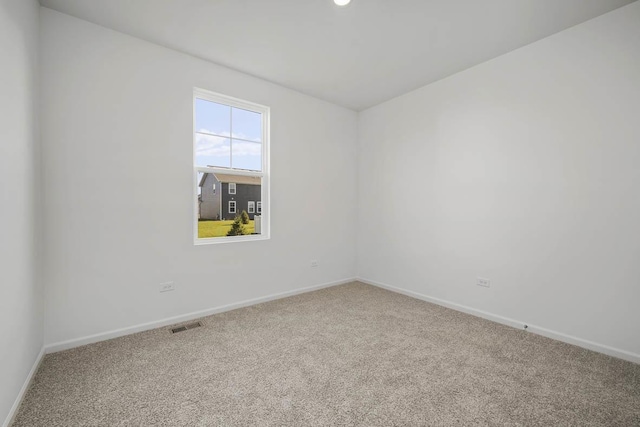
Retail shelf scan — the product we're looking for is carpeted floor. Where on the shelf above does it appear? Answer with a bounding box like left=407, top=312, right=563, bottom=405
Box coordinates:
left=12, top=282, right=640, bottom=426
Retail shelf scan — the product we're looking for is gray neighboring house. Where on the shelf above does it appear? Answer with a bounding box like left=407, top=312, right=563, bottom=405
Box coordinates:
left=199, top=172, right=261, bottom=220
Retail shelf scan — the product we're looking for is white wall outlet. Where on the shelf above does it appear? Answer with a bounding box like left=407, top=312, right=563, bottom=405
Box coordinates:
left=476, top=277, right=491, bottom=288
left=310, top=260, right=318, bottom=268
left=159, top=281, right=175, bottom=293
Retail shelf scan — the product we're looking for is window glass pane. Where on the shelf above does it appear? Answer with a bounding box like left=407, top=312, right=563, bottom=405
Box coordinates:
left=195, top=98, right=230, bottom=137
left=198, top=172, right=217, bottom=220
left=231, top=140, right=262, bottom=171
left=195, top=134, right=230, bottom=168
left=197, top=171, right=204, bottom=200
left=232, top=107, right=262, bottom=142
left=198, top=177, right=262, bottom=238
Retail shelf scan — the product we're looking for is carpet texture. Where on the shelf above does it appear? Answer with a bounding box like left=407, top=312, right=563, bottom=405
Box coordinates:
left=12, top=282, right=640, bottom=426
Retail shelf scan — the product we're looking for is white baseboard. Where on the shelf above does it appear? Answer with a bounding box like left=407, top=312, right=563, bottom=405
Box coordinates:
left=3, top=346, right=45, bottom=427
left=45, top=277, right=356, bottom=354
left=358, top=277, right=640, bottom=365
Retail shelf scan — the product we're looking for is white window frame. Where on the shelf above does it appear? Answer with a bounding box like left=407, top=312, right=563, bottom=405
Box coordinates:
left=248, top=201, right=255, bottom=213
left=228, top=182, right=236, bottom=195
left=257, top=201, right=262, bottom=214
left=228, top=201, right=236, bottom=214
left=193, top=88, right=270, bottom=244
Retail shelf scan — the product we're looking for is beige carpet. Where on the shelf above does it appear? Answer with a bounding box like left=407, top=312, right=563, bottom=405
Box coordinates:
left=12, top=282, right=640, bottom=426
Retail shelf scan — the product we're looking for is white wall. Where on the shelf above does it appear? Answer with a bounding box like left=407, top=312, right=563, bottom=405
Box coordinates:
left=358, top=2, right=640, bottom=358
left=0, top=0, right=43, bottom=424
left=41, top=8, right=357, bottom=346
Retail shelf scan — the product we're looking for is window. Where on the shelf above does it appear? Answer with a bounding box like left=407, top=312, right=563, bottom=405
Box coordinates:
left=194, top=88, right=269, bottom=243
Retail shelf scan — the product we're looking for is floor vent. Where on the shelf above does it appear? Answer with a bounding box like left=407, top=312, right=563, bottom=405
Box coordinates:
left=171, top=322, right=202, bottom=334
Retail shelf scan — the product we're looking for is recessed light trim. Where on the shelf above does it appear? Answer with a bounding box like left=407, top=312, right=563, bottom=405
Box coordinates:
left=334, top=0, right=351, bottom=6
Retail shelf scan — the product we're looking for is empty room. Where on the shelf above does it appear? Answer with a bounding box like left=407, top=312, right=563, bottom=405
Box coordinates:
left=2, top=0, right=639, bottom=425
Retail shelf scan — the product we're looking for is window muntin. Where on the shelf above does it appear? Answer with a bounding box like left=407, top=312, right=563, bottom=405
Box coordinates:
left=194, top=88, right=269, bottom=244
left=195, top=100, right=262, bottom=172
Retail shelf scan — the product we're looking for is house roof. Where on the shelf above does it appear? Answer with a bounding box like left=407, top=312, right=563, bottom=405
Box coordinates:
left=215, top=173, right=260, bottom=186
left=199, top=172, right=260, bottom=187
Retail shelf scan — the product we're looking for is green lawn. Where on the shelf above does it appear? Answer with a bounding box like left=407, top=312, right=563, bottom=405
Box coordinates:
left=198, top=220, right=256, bottom=238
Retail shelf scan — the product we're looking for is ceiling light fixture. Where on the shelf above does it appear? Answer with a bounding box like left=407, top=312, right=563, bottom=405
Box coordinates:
left=334, top=0, right=351, bottom=6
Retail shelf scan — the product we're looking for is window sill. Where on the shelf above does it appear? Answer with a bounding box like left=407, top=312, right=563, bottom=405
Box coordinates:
left=194, top=234, right=270, bottom=246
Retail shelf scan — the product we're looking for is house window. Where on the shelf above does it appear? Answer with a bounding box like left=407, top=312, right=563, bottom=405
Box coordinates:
left=194, top=88, right=269, bottom=243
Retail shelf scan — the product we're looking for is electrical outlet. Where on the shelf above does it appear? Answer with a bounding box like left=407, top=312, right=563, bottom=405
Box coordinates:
left=476, top=277, right=491, bottom=288
left=310, top=260, right=318, bottom=268
left=159, top=282, right=175, bottom=293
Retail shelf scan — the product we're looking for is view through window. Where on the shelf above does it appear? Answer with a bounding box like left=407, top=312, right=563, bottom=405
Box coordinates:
left=194, top=89, right=269, bottom=243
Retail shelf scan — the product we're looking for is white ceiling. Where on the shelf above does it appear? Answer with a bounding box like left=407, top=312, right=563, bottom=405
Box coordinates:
left=40, top=0, right=635, bottom=111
